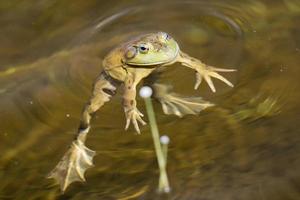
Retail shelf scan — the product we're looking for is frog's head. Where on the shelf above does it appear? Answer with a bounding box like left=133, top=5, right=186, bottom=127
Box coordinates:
left=122, top=32, right=179, bottom=66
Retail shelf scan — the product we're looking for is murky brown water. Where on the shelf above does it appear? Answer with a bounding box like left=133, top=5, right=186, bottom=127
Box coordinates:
left=1, top=0, right=300, bottom=199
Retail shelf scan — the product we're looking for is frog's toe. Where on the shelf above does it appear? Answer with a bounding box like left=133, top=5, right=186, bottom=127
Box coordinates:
left=191, top=62, right=236, bottom=92
left=195, top=70, right=235, bottom=92
left=208, top=71, right=234, bottom=88
left=124, top=108, right=146, bottom=134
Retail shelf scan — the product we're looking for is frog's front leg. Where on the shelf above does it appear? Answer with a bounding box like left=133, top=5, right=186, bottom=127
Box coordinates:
left=177, top=51, right=236, bottom=92
left=122, top=68, right=154, bottom=133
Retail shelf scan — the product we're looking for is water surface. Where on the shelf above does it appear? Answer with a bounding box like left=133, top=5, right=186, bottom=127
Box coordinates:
left=0, top=0, right=300, bottom=199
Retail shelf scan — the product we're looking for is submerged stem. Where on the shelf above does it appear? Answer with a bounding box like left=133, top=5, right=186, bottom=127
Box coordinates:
left=144, top=96, right=170, bottom=193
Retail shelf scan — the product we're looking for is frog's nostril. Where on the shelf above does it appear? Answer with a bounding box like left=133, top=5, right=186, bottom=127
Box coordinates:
left=165, top=34, right=172, bottom=40
left=159, top=32, right=171, bottom=40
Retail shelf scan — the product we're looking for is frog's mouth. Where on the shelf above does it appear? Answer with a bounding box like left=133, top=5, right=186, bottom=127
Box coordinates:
left=123, top=40, right=179, bottom=67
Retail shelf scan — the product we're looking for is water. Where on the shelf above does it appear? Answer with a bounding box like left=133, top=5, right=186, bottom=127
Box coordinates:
left=0, top=0, right=300, bottom=199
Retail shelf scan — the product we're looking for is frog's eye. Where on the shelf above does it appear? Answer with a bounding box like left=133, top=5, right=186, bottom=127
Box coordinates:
left=125, top=46, right=137, bottom=59
left=138, top=44, right=149, bottom=54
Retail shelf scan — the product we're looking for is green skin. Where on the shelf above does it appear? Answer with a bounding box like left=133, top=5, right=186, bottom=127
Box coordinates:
left=48, top=32, right=236, bottom=192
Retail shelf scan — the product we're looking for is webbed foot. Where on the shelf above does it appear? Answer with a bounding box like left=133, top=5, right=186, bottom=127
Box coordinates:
left=48, top=139, right=96, bottom=192
left=124, top=107, right=146, bottom=134
left=152, top=83, right=214, bottom=117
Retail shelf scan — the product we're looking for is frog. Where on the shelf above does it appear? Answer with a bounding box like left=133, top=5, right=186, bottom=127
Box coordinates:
left=48, top=32, right=236, bottom=192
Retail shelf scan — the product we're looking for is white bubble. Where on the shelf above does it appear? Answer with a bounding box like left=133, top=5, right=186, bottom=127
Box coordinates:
left=160, top=135, right=170, bottom=144
left=163, top=186, right=171, bottom=193
left=139, top=86, right=153, bottom=98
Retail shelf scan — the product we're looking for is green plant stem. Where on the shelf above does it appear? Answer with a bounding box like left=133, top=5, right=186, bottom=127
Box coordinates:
left=159, top=140, right=169, bottom=190
left=161, top=142, right=168, bottom=163
left=144, top=97, right=170, bottom=192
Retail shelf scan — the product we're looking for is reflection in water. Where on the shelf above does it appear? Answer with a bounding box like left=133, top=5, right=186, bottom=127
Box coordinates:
left=0, top=0, right=300, bottom=199
left=233, top=94, right=281, bottom=121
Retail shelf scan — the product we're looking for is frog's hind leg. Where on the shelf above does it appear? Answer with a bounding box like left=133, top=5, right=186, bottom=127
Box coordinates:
left=151, top=83, right=214, bottom=117
left=48, top=72, right=119, bottom=192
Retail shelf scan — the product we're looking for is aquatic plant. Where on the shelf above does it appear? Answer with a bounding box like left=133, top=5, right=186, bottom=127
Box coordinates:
left=139, top=86, right=170, bottom=193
